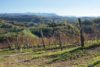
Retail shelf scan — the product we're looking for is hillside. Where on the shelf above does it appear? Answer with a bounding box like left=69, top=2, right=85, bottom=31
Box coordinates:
left=0, top=13, right=100, bottom=67
left=0, top=41, right=100, bottom=67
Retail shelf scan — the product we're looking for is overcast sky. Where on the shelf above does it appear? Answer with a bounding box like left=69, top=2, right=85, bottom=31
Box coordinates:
left=0, top=0, right=100, bottom=16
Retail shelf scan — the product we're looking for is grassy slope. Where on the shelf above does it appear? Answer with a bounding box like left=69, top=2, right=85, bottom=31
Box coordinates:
left=0, top=41, right=100, bottom=67
left=22, top=29, right=38, bottom=38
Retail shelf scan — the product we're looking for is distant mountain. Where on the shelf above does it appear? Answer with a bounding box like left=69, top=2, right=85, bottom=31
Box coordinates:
left=0, top=13, right=99, bottom=23
left=0, top=13, right=76, bottom=23
left=32, top=13, right=58, bottom=17
left=0, top=13, right=59, bottom=17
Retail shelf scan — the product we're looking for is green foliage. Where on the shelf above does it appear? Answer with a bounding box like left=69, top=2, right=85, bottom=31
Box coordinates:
left=22, top=29, right=38, bottom=38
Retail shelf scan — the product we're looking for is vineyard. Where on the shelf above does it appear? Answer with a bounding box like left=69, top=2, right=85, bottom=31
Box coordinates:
left=0, top=17, right=100, bottom=67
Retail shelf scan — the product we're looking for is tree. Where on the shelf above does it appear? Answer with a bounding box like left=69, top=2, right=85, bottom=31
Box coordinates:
left=92, top=19, right=100, bottom=43
left=7, top=37, right=12, bottom=50
left=78, top=18, right=85, bottom=47
left=57, top=31, right=63, bottom=50
left=40, top=28, right=45, bottom=49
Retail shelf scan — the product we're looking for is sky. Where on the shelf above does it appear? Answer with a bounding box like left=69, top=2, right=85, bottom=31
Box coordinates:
left=0, top=0, right=100, bottom=16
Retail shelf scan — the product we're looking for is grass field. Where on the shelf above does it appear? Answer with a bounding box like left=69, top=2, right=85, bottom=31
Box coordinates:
left=0, top=41, right=100, bottom=67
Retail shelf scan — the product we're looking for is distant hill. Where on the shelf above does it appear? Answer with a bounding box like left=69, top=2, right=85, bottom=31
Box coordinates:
left=0, top=13, right=99, bottom=24
left=0, top=13, right=60, bottom=18
left=31, top=13, right=58, bottom=17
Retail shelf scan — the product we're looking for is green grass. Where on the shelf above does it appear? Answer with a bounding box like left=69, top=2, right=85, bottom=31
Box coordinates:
left=0, top=41, right=100, bottom=67
left=0, top=49, right=16, bottom=56
left=22, top=29, right=38, bottom=38
left=88, top=56, right=100, bottom=67
left=48, top=43, right=100, bottom=63
left=0, top=49, right=16, bottom=61
left=94, top=62, right=100, bottom=67
left=32, top=47, right=79, bottom=59
left=47, top=47, right=86, bottom=63
left=30, top=43, right=100, bottom=67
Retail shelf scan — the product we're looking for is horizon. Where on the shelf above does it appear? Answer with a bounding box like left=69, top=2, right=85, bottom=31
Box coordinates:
left=0, top=0, right=100, bottom=17
left=0, top=12, right=100, bottom=17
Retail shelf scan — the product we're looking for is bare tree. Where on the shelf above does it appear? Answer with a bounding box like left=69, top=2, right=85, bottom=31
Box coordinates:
left=40, top=28, right=45, bottom=49
left=78, top=18, right=85, bottom=47
left=58, top=31, right=63, bottom=50
left=92, top=22, right=99, bottom=43
left=7, top=37, right=12, bottom=50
